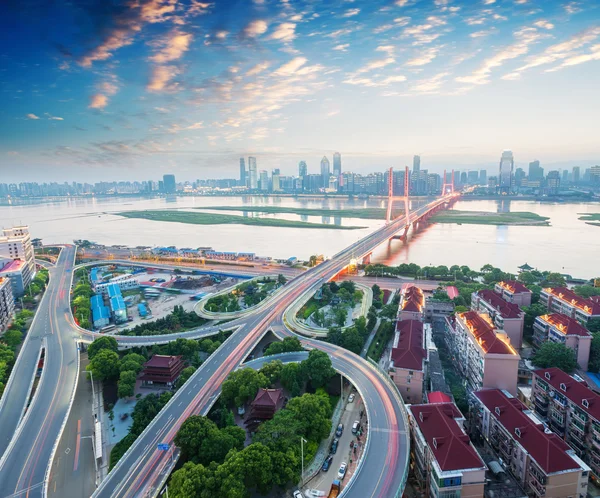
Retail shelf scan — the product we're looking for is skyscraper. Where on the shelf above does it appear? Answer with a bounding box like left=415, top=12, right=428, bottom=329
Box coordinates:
left=320, top=156, right=330, bottom=189
left=479, top=169, right=487, bottom=185
left=163, top=174, right=176, bottom=194
left=413, top=155, right=421, bottom=174
left=248, top=157, right=258, bottom=189
left=239, top=158, right=246, bottom=187
left=333, top=152, right=342, bottom=178
left=498, top=150, right=514, bottom=193
left=572, top=166, right=580, bottom=183
left=259, top=170, right=269, bottom=191
left=298, top=161, right=307, bottom=178
left=272, top=169, right=280, bottom=191
left=528, top=160, right=544, bottom=181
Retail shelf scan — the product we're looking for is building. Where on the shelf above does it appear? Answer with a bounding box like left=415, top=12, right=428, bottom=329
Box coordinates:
left=472, top=388, right=590, bottom=498
left=467, top=170, right=479, bottom=185
left=90, top=294, right=110, bottom=329
left=162, top=174, right=176, bottom=194
left=0, top=226, right=36, bottom=292
left=0, top=259, right=28, bottom=298
left=494, top=281, right=532, bottom=307
left=400, top=285, right=424, bottom=321
left=249, top=388, right=284, bottom=420
left=259, top=170, right=269, bottom=191
left=0, top=277, right=15, bottom=333
left=333, top=152, right=341, bottom=178
left=248, top=157, right=258, bottom=189
left=320, top=156, right=330, bottom=189
left=94, top=275, right=139, bottom=294
left=547, top=171, right=561, bottom=194
left=471, top=289, right=525, bottom=349
left=139, top=355, right=185, bottom=388
left=388, top=320, right=427, bottom=404
left=532, top=314, right=591, bottom=370
left=408, top=402, right=487, bottom=498
left=445, top=311, right=520, bottom=395
left=479, top=169, right=487, bottom=185
left=272, top=169, right=280, bottom=191
left=239, top=158, right=246, bottom=186
left=499, top=150, right=514, bottom=193
left=424, top=298, right=454, bottom=322
left=529, top=160, right=544, bottom=182
left=590, top=165, right=600, bottom=184
left=540, top=287, right=600, bottom=324
left=572, top=166, right=580, bottom=184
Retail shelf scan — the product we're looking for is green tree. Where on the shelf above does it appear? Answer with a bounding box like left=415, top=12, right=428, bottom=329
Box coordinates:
left=574, top=285, right=600, bottom=299
left=589, top=333, right=600, bottom=373
left=518, top=271, right=538, bottom=286
left=221, top=368, right=269, bottom=407
left=543, top=272, right=566, bottom=287
left=277, top=274, right=287, bottom=286
left=308, top=255, right=317, bottom=267
left=264, top=337, right=303, bottom=356
left=175, top=366, right=197, bottom=390
left=334, top=307, right=347, bottom=327
left=117, top=370, right=136, bottom=398
left=286, top=393, right=332, bottom=441
left=339, top=280, right=356, bottom=294
left=87, top=349, right=120, bottom=381
left=119, top=353, right=146, bottom=374
left=454, top=305, right=468, bottom=313
left=175, top=415, right=219, bottom=463
left=532, top=342, right=577, bottom=372
left=168, top=462, right=219, bottom=498
left=87, top=336, right=118, bottom=360
left=201, top=425, right=246, bottom=465
left=259, top=360, right=283, bottom=384
left=340, top=327, right=363, bottom=355
left=522, top=303, right=548, bottom=342
left=587, top=318, right=600, bottom=334
left=280, top=363, right=302, bottom=397
left=301, top=350, right=335, bottom=389
left=2, top=328, right=22, bottom=349
left=216, top=443, right=274, bottom=495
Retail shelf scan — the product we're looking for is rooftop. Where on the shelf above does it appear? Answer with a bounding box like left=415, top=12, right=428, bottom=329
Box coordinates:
left=543, top=287, right=600, bottom=315
left=410, top=403, right=485, bottom=472
left=474, top=389, right=581, bottom=475
left=458, top=311, right=517, bottom=355
left=143, top=355, right=183, bottom=369
left=476, top=289, right=523, bottom=319
left=535, top=367, right=600, bottom=421
left=496, top=280, right=532, bottom=295
left=401, top=285, right=424, bottom=313
left=0, top=259, right=25, bottom=273
left=536, top=313, right=591, bottom=337
left=252, top=388, right=284, bottom=408
left=428, top=392, right=453, bottom=404
left=391, top=320, right=427, bottom=371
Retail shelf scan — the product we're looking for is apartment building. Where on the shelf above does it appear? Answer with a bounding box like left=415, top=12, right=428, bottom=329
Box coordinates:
left=473, top=388, right=589, bottom=498
left=532, top=367, right=600, bottom=480
left=0, top=226, right=36, bottom=293
left=409, top=402, right=487, bottom=498
left=445, top=311, right=520, bottom=395
left=399, top=285, right=424, bottom=321
left=0, top=277, right=15, bottom=332
left=495, top=280, right=533, bottom=307
left=540, top=288, right=600, bottom=324
left=388, top=320, right=427, bottom=404
left=532, top=314, right=591, bottom=370
left=471, top=289, right=525, bottom=349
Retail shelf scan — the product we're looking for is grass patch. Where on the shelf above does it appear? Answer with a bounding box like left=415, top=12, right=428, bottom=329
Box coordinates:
left=579, top=213, right=600, bottom=226
left=431, top=210, right=550, bottom=226
left=118, top=210, right=366, bottom=230
left=195, top=205, right=396, bottom=220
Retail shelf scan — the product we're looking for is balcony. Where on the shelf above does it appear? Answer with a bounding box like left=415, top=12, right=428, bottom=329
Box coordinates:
left=534, top=395, right=549, bottom=408
left=528, top=477, right=546, bottom=497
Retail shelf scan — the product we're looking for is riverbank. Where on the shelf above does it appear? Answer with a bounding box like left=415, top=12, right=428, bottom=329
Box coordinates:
left=117, top=210, right=367, bottom=230
left=195, top=205, right=391, bottom=219
left=579, top=213, right=600, bottom=227
left=431, top=210, right=550, bottom=226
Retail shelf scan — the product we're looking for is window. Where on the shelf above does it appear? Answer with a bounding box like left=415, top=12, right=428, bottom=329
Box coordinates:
left=583, top=399, right=590, bottom=409
left=495, top=406, right=501, bottom=416
left=515, top=428, right=522, bottom=438
left=409, top=370, right=414, bottom=375
left=560, top=383, right=567, bottom=392
left=545, top=372, right=551, bottom=380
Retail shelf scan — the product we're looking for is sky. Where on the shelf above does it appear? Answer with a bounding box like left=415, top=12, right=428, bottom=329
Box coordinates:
left=0, top=0, right=599, bottom=183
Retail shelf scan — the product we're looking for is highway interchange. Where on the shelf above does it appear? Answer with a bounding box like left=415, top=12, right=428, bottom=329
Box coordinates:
left=0, top=192, right=457, bottom=498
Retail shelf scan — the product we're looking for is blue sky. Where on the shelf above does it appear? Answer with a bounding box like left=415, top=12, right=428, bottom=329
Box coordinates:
left=0, top=0, right=599, bottom=182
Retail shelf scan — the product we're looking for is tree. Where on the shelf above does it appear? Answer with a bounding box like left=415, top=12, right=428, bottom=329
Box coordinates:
left=574, top=285, right=600, bottom=299
left=589, top=333, right=600, bottom=373
left=340, top=327, right=363, bottom=355
left=259, top=360, right=283, bottom=384
left=88, top=336, right=118, bottom=360
left=589, top=318, right=600, bottom=334
left=522, top=303, right=547, bottom=342
left=221, top=368, right=269, bottom=407
left=532, top=342, right=577, bottom=373
left=87, top=349, right=120, bottom=381
left=280, top=363, right=302, bottom=397
left=201, top=425, right=246, bottom=465
left=264, top=337, right=303, bottom=356
left=371, top=284, right=381, bottom=301
left=2, top=328, right=22, bottom=349
left=334, top=307, right=347, bottom=327
left=301, top=350, right=335, bottom=389
left=277, top=274, right=287, bottom=286
left=339, top=281, right=356, bottom=294
left=119, top=353, right=146, bottom=374
left=544, top=272, right=566, bottom=287
left=329, top=281, right=339, bottom=293
left=175, top=366, right=197, bottom=390
left=286, top=392, right=332, bottom=441
left=308, top=255, right=317, bottom=267
left=169, top=462, right=219, bottom=498
left=216, top=443, right=274, bottom=495
left=118, top=370, right=136, bottom=398
left=454, top=305, right=468, bottom=313
left=518, top=272, right=538, bottom=286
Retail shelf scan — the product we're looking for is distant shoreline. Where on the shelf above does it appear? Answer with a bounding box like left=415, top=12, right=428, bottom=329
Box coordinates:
left=430, top=210, right=551, bottom=226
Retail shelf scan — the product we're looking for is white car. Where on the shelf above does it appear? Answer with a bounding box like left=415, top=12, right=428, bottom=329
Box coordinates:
left=306, top=491, right=326, bottom=498
left=293, top=491, right=305, bottom=498
left=338, top=461, right=348, bottom=480
left=348, top=393, right=356, bottom=403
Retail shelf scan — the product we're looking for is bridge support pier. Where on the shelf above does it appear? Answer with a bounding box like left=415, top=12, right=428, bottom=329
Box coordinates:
left=362, top=253, right=372, bottom=265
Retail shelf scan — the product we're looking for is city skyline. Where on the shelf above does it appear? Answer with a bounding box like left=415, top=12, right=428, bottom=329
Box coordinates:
left=1, top=0, right=600, bottom=182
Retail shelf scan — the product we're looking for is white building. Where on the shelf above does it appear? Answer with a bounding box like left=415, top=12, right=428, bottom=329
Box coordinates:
left=0, top=226, right=36, bottom=296
left=498, top=150, right=514, bottom=193
left=248, top=157, right=258, bottom=189
left=0, top=277, right=15, bottom=333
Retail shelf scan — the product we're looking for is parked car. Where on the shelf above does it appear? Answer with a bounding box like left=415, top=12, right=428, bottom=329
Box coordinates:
left=338, top=462, right=348, bottom=480
left=336, top=423, right=344, bottom=437
left=331, top=438, right=339, bottom=454
left=322, top=455, right=333, bottom=472
left=293, top=491, right=305, bottom=498
left=352, top=420, right=360, bottom=434
left=348, top=393, right=355, bottom=403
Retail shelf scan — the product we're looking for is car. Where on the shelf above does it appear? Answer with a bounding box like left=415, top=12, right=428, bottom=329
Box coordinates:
left=348, top=393, right=356, bottom=403
left=293, top=491, right=305, bottom=498
left=331, top=438, right=339, bottom=454
left=337, top=462, right=347, bottom=480
left=352, top=420, right=360, bottom=434
left=321, top=455, right=333, bottom=472
left=335, top=423, right=343, bottom=437
left=237, top=406, right=245, bottom=416
left=306, top=491, right=326, bottom=497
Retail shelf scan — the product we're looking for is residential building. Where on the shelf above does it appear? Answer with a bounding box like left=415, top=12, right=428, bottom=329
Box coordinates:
left=424, top=298, right=454, bottom=322
left=388, top=320, right=427, bottom=404
left=479, top=169, right=487, bottom=185
left=472, top=388, right=590, bottom=498
left=590, top=165, right=600, bottom=184
left=532, top=314, right=591, bottom=370
left=572, top=167, right=580, bottom=184
left=0, top=226, right=36, bottom=292
left=272, top=169, right=280, bottom=191
left=248, top=157, right=258, bottom=189
left=529, top=160, right=544, bottom=181
left=162, top=174, right=176, bottom=194
left=471, top=289, right=524, bottom=349
left=0, top=277, right=15, bottom=333
left=413, top=154, right=421, bottom=174
left=0, top=259, right=27, bottom=298
left=400, top=285, right=424, bottom=321
left=547, top=171, right=561, bottom=194
left=139, top=355, right=185, bottom=388
left=495, top=280, right=533, bottom=307
left=540, top=287, right=600, bottom=324
left=333, top=152, right=341, bottom=178
left=499, top=150, right=514, bottom=193
left=320, top=156, right=330, bottom=189
left=408, top=402, right=487, bottom=498
left=445, top=311, right=520, bottom=395
left=259, top=170, right=269, bottom=191
left=239, top=158, right=246, bottom=186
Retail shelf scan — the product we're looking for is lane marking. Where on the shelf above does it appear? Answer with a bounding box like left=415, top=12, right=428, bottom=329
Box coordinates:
left=73, top=419, right=81, bottom=472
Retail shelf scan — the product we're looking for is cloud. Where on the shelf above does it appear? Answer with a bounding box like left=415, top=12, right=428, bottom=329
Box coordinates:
left=407, top=71, right=450, bottom=95
left=564, top=2, right=582, bottom=15
left=395, top=0, right=410, bottom=6
left=547, top=43, right=600, bottom=71
left=343, top=8, right=360, bottom=17
left=470, top=29, right=496, bottom=38
left=150, top=30, right=193, bottom=63
left=273, top=57, right=307, bottom=76
left=268, top=22, right=296, bottom=42
left=246, top=61, right=271, bottom=76
left=333, top=44, right=349, bottom=51
left=483, top=0, right=496, bottom=3
left=26, top=113, right=40, bottom=120
left=99, top=81, right=119, bottom=95
left=533, top=20, right=554, bottom=30
left=89, top=94, right=109, bottom=109
left=405, top=47, right=440, bottom=66
left=343, top=74, right=406, bottom=87
left=48, top=116, right=64, bottom=121
left=244, top=19, right=268, bottom=38
left=147, top=65, right=179, bottom=92
left=355, top=45, right=396, bottom=74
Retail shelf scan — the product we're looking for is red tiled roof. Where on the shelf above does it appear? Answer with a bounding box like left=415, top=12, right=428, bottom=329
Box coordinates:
left=534, top=367, right=600, bottom=421
left=252, top=388, right=284, bottom=408
left=459, top=311, right=516, bottom=355
left=143, top=355, right=183, bottom=369
left=410, top=403, right=485, bottom=472
left=391, top=320, right=426, bottom=371
left=445, top=286, right=459, bottom=300
left=0, top=259, right=25, bottom=272
left=544, top=287, right=600, bottom=315
left=402, top=285, right=424, bottom=312
left=428, top=392, right=452, bottom=404
left=537, top=313, right=591, bottom=337
left=497, top=280, right=531, bottom=295
left=476, top=289, right=523, bottom=319
left=474, top=389, right=580, bottom=474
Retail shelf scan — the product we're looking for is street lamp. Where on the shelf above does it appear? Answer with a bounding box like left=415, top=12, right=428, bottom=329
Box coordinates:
left=300, top=437, right=308, bottom=486
left=83, top=370, right=96, bottom=420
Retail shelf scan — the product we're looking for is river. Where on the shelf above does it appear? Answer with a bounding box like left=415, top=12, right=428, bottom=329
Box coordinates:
left=1, top=196, right=598, bottom=279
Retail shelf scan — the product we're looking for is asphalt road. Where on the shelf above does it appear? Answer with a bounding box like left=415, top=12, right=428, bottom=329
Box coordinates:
left=0, top=245, right=80, bottom=498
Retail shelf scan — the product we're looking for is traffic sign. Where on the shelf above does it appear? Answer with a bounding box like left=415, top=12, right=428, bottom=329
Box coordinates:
left=157, top=443, right=170, bottom=451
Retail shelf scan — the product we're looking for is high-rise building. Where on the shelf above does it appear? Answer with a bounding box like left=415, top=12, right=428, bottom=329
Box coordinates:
left=298, top=161, right=307, bottom=178
left=0, top=226, right=36, bottom=297
left=547, top=170, right=561, bottom=194
left=0, top=277, right=14, bottom=332
left=562, top=169, right=569, bottom=184
left=332, top=152, right=341, bottom=178
left=498, top=150, right=514, bottom=193
left=528, top=160, right=544, bottom=181
left=514, top=167, right=525, bottom=187
left=248, top=157, right=258, bottom=189
left=467, top=170, right=478, bottom=184
left=163, top=174, right=176, bottom=194
left=413, top=155, right=420, bottom=174
left=590, top=165, right=600, bottom=184
left=572, top=166, right=580, bottom=183
left=479, top=169, right=487, bottom=185
left=259, top=170, right=269, bottom=191
left=272, top=169, right=280, bottom=191
left=320, top=156, right=330, bottom=189
left=460, top=171, right=467, bottom=185
left=239, top=158, right=246, bottom=187
left=147, top=180, right=153, bottom=192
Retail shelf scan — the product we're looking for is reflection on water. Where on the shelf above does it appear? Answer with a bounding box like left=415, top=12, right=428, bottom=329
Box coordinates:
left=1, top=196, right=598, bottom=278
